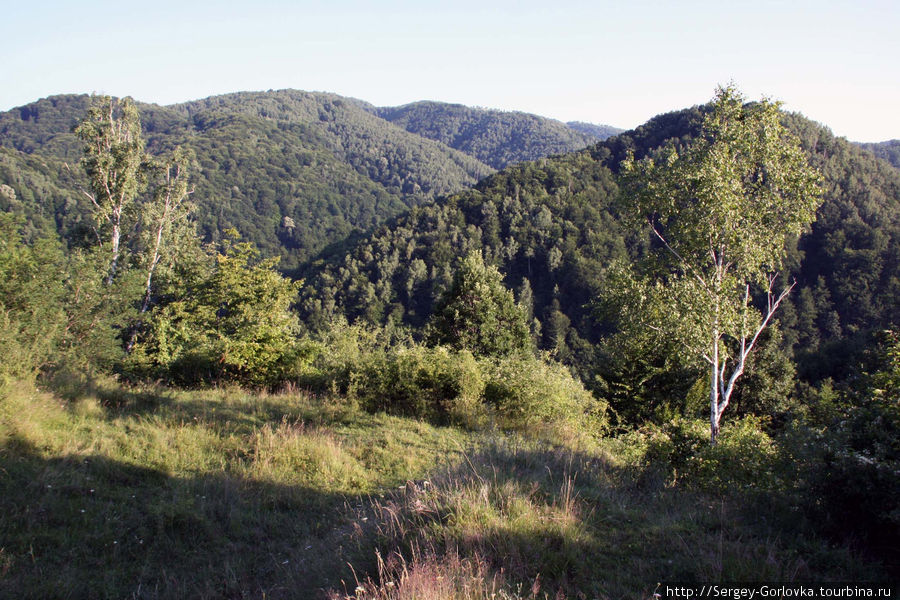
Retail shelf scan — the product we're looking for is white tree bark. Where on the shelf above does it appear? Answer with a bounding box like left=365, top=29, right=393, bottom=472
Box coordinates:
left=707, top=277, right=794, bottom=444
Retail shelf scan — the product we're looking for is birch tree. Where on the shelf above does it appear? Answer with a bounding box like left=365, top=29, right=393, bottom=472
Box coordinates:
left=138, top=148, right=194, bottom=315
left=74, top=96, right=145, bottom=285
left=619, top=85, right=822, bottom=443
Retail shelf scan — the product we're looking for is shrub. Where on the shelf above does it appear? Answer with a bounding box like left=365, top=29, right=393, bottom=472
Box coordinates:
left=802, top=393, right=900, bottom=560
left=686, top=416, right=780, bottom=493
left=0, top=215, right=66, bottom=383
left=355, top=346, right=486, bottom=427
left=484, top=355, right=609, bottom=437
left=128, top=233, right=303, bottom=387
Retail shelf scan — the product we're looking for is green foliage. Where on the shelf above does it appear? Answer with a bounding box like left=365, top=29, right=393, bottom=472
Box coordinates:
left=426, top=251, right=533, bottom=358
left=296, top=320, right=606, bottom=437
left=566, top=121, right=624, bottom=140
left=686, top=416, right=780, bottom=493
left=129, top=232, right=302, bottom=387
left=858, top=139, right=900, bottom=170
left=779, top=116, right=900, bottom=375
left=0, top=215, right=66, bottom=382
left=74, top=96, right=146, bottom=283
left=622, top=86, right=822, bottom=289
left=349, top=345, right=486, bottom=427
left=618, top=416, right=781, bottom=495
left=0, top=91, right=498, bottom=272
left=727, top=327, right=796, bottom=418
left=791, top=331, right=900, bottom=557
left=300, top=150, right=626, bottom=378
left=483, top=355, right=609, bottom=436
left=619, top=85, right=823, bottom=441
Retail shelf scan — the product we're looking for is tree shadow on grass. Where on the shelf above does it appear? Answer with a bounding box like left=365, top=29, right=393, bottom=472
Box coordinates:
left=0, top=433, right=888, bottom=600
left=348, top=441, right=888, bottom=599
left=0, top=435, right=377, bottom=600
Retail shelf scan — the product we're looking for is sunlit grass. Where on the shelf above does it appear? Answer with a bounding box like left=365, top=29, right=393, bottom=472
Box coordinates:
left=0, top=377, right=885, bottom=599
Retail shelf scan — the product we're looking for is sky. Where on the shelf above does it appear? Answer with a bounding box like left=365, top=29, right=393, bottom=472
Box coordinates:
left=2, top=0, right=898, bottom=142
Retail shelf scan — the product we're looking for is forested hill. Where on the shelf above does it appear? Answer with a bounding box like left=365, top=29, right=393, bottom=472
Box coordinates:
left=566, top=121, right=624, bottom=140
left=376, top=101, right=618, bottom=169
left=300, top=106, right=900, bottom=383
left=858, top=139, right=900, bottom=170
left=0, top=91, right=501, bottom=270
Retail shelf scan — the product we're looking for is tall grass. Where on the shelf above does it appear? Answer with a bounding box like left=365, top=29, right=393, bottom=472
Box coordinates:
left=0, top=378, right=886, bottom=599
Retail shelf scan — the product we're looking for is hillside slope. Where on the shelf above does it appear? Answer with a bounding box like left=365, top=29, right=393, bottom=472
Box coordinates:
left=858, top=139, right=900, bottom=170
left=377, top=101, right=617, bottom=169
left=300, top=106, right=900, bottom=380
left=0, top=91, right=495, bottom=269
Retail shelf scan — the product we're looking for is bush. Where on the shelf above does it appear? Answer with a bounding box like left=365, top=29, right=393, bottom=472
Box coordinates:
left=615, top=416, right=781, bottom=494
left=686, top=416, right=780, bottom=494
left=484, top=355, right=609, bottom=436
left=299, top=322, right=608, bottom=439
left=356, top=346, right=486, bottom=427
left=802, top=393, right=900, bottom=559
left=128, top=233, right=303, bottom=388
left=0, top=215, right=66, bottom=383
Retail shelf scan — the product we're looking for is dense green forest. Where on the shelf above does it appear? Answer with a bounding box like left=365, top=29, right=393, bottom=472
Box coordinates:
left=376, top=101, right=617, bottom=169
left=1, top=89, right=897, bottom=597
left=0, top=91, right=612, bottom=272
left=859, top=139, right=900, bottom=170
left=300, top=104, right=900, bottom=392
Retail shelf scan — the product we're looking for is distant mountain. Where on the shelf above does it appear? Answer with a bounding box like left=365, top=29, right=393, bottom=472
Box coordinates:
left=0, top=91, right=495, bottom=270
left=566, top=121, right=623, bottom=140
left=376, top=101, right=616, bottom=169
left=0, top=91, right=624, bottom=271
left=858, top=139, right=900, bottom=170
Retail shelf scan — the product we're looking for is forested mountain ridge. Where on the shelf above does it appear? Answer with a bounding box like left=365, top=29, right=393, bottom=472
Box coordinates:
left=3, top=90, right=897, bottom=362
left=566, top=121, right=623, bottom=140
left=858, top=139, right=900, bottom=170
left=0, top=92, right=495, bottom=270
left=376, top=100, right=618, bottom=169
left=300, top=105, right=900, bottom=384
left=0, top=91, right=622, bottom=271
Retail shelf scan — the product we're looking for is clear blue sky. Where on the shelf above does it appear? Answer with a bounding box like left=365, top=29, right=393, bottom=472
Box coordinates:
left=2, top=0, right=898, bottom=141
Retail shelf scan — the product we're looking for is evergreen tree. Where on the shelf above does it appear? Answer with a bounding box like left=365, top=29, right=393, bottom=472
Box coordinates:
left=426, top=251, right=532, bottom=357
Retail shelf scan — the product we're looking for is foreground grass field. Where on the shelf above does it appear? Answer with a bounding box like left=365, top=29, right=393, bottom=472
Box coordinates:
left=0, top=377, right=886, bottom=599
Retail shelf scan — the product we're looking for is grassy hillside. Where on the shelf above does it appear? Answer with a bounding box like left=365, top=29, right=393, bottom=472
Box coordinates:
left=0, top=378, right=885, bottom=599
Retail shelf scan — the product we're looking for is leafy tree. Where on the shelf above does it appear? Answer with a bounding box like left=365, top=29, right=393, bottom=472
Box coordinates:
left=426, top=251, right=532, bottom=357
left=619, top=85, right=823, bottom=443
left=74, top=96, right=145, bottom=284
left=136, top=147, right=194, bottom=315
left=130, top=231, right=302, bottom=387
left=0, top=214, right=66, bottom=382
